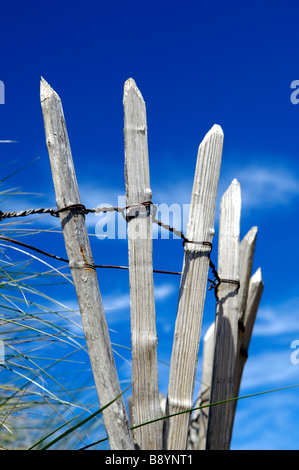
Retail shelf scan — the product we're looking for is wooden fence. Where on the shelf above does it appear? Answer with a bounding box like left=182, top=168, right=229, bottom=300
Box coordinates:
left=40, top=77, right=263, bottom=450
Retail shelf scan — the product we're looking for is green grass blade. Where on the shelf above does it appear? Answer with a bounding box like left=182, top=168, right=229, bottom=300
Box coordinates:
left=77, top=383, right=299, bottom=450
left=134, top=383, right=299, bottom=431
left=29, top=382, right=132, bottom=450
left=0, top=157, right=40, bottom=184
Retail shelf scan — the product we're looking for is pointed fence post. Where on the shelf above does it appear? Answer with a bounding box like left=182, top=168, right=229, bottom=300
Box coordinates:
left=189, top=216, right=262, bottom=451
left=227, top=226, right=259, bottom=443
left=123, top=78, right=163, bottom=450
left=164, top=125, right=223, bottom=450
left=206, top=179, right=241, bottom=450
left=238, top=227, right=258, bottom=325
left=233, top=268, right=264, bottom=407
left=187, top=322, right=215, bottom=450
left=40, top=78, right=135, bottom=450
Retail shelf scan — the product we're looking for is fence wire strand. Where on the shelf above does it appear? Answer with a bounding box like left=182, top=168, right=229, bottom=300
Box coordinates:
left=0, top=201, right=240, bottom=295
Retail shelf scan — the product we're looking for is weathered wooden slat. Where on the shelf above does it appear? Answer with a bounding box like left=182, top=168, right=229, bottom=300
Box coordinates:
left=164, top=125, right=223, bottom=450
left=187, top=322, right=215, bottom=450
left=228, top=268, right=263, bottom=446
left=228, top=226, right=258, bottom=443
left=193, top=227, right=258, bottom=449
left=234, top=268, right=264, bottom=399
left=123, top=78, right=163, bottom=450
left=40, top=78, right=135, bottom=450
left=238, top=227, right=258, bottom=325
left=206, top=179, right=241, bottom=450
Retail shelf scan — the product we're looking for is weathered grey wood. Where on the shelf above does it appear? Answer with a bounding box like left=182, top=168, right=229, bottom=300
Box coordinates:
left=190, top=229, right=257, bottom=450
left=164, top=125, right=223, bottom=450
left=40, top=78, right=135, bottom=451
left=123, top=78, right=163, bottom=450
left=234, top=268, right=264, bottom=400
left=187, top=322, right=215, bottom=450
left=227, top=226, right=258, bottom=442
left=238, top=227, right=258, bottom=325
left=206, top=179, right=241, bottom=450
left=228, top=268, right=263, bottom=446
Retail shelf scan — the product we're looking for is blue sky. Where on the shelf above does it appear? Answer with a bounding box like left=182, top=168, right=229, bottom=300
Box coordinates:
left=0, top=0, right=299, bottom=450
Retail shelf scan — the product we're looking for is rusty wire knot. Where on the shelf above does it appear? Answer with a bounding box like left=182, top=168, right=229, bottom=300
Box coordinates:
left=55, top=203, right=89, bottom=216
left=119, top=200, right=154, bottom=222
left=209, top=276, right=240, bottom=300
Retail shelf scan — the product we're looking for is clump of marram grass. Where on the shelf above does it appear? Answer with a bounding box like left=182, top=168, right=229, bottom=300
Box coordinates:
left=0, top=164, right=109, bottom=450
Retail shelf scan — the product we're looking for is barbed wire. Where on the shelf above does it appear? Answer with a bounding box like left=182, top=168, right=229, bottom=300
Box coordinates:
left=0, top=201, right=240, bottom=295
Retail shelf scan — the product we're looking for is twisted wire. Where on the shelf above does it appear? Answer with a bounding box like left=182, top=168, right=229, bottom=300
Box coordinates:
left=0, top=201, right=240, bottom=294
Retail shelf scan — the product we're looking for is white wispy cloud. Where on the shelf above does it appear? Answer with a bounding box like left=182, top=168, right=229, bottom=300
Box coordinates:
left=20, top=159, right=299, bottom=235
left=240, top=349, right=298, bottom=390
left=237, top=297, right=299, bottom=391
left=219, top=164, right=299, bottom=210
left=232, top=389, right=299, bottom=449
left=77, top=183, right=124, bottom=209
left=153, top=162, right=299, bottom=232
left=253, top=298, right=299, bottom=337
left=240, top=166, right=299, bottom=206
